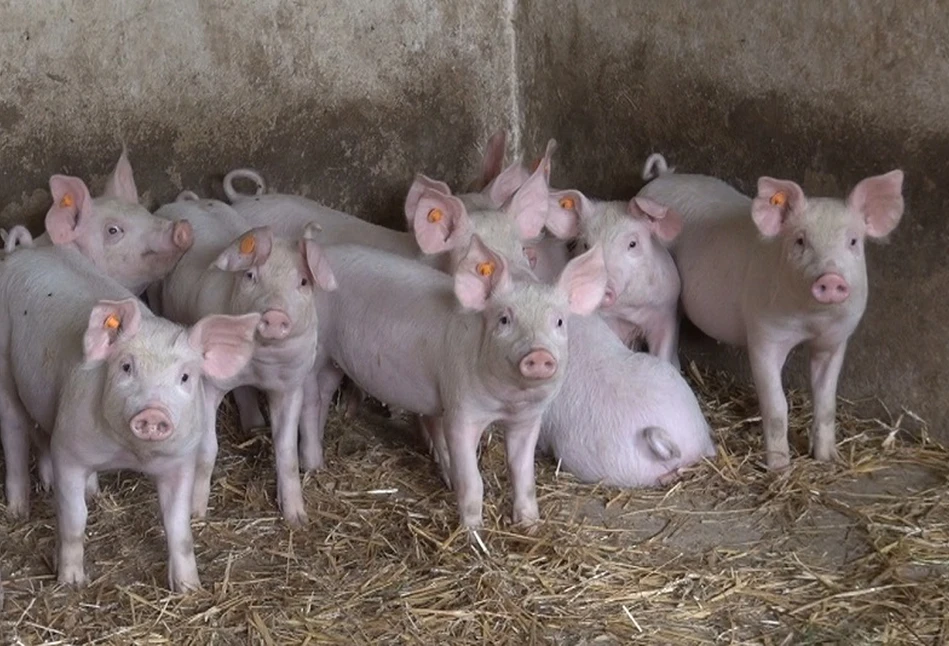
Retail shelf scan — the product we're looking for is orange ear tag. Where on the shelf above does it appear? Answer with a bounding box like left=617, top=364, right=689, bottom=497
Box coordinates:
left=559, top=196, right=575, bottom=210
left=427, top=208, right=443, bottom=223
left=104, top=314, right=121, bottom=330
left=239, top=235, right=256, bottom=255
left=60, top=194, right=74, bottom=208
left=770, top=192, right=787, bottom=207
left=477, top=261, right=495, bottom=277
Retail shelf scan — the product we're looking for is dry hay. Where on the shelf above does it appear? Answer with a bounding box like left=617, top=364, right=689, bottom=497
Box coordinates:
left=1, top=363, right=947, bottom=645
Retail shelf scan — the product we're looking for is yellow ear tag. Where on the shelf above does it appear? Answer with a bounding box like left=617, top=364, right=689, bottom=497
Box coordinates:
left=477, top=261, right=495, bottom=277
left=239, top=235, right=256, bottom=255
left=104, top=314, right=121, bottom=330
left=427, top=208, right=443, bottom=223
left=770, top=192, right=787, bottom=207
left=60, top=194, right=74, bottom=208
left=559, top=196, right=575, bottom=210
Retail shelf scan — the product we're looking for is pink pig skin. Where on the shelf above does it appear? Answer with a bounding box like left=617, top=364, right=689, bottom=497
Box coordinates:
left=301, top=239, right=607, bottom=530
left=35, top=149, right=193, bottom=295
left=0, top=243, right=256, bottom=591
left=410, top=184, right=717, bottom=489
left=154, top=197, right=336, bottom=526
left=638, top=154, right=904, bottom=469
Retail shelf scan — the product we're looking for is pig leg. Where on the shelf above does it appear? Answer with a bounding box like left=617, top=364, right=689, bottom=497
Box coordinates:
left=503, top=419, right=542, bottom=528
left=52, top=455, right=91, bottom=585
left=233, top=386, right=267, bottom=432
left=808, top=340, right=847, bottom=462
left=444, top=416, right=485, bottom=530
left=299, top=362, right=343, bottom=471
left=748, top=335, right=794, bottom=470
left=419, top=415, right=452, bottom=489
left=646, top=313, right=681, bottom=369
left=0, top=375, right=33, bottom=517
left=155, top=462, right=201, bottom=592
left=265, top=386, right=307, bottom=526
left=191, top=389, right=224, bottom=518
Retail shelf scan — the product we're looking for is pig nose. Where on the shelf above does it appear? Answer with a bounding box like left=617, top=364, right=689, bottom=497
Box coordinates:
left=519, top=349, right=558, bottom=380
left=172, top=220, right=194, bottom=251
left=811, top=273, right=850, bottom=304
left=130, top=408, right=174, bottom=441
left=258, top=309, right=291, bottom=339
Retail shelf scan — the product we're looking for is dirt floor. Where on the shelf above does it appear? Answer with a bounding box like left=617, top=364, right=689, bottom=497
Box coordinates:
left=0, top=364, right=947, bottom=645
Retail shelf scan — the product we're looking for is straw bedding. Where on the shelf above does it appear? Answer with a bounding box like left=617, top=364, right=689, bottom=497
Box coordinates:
left=1, top=363, right=946, bottom=645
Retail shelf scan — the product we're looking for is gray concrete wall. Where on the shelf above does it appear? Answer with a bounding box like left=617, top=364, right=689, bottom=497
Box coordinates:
left=0, top=0, right=946, bottom=439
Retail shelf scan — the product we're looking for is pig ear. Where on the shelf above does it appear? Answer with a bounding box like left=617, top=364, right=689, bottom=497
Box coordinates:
left=189, top=313, right=260, bottom=381
left=557, top=244, right=608, bottom=316
left=504, top=140, right=557, bottom=240
left=301, top=238, right=338, bottom=292
left=101, top=146, right=139, bottom=204
left=213, top=227, right=274, bottom=272
left=412, top=189, right=471, bottom=254
left=404, top=174, right=451, bottom=231
left=486, top=160, right=532, bottom=208
left=472, top=129, right=507, bottom=191
left=751, top=177, right=807, bottom=237
left=847, top=170, right=904, bottom=238
left=45, top=175, right=94, bottom=245
left=454, top=235, right=512, bottom=311
left=83, top=298, right=143, bottom=363
left=631, top=197, right=683, bottom=242
left=547, top=189, right=590, bottom=240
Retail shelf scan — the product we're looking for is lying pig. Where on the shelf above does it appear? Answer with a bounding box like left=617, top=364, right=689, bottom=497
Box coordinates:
left=154, top=196, right=336, bottom=525
left=302, top=238, right=607, bottom=530
left=37, top=149, right=193, bottom=295
left=546, top=190, right=683, bottom=366
left=638, top=154, right=904, bottom=469
left=410, top=187, right=717, bottom=488
left=0, top=243, right=257, bottom=589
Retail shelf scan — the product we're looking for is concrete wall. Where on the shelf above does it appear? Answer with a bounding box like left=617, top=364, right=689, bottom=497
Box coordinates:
left=1, top=0, right=946, bottom=439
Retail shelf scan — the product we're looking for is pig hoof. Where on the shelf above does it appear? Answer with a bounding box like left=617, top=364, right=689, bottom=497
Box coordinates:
left=300, top=452, right=325, bottom=473
left=765, top=452, right=791, bottom=471
left=5, top=499, right=29, bottom=520
left=84, top=476, right=100, bottom=500
left=282, top=506, right=309, bottom=528
left=171, top=576, right=202, bottom=593
left=811, top=444, right=839, bottom=463
left=57, top=566, right=89, bottom=587
left=658, top=468, right=684, bottom=487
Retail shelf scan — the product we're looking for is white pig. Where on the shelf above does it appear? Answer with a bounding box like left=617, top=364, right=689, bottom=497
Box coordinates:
left=638, top=154, right=904, bottom=469
left=301, top=238, right=607, bottom=530
left=154, top=197, right=336, bottom=525
left=0, top=243, right=257, bottom=589
left=0, top=225, right=34, bottom=252
left=545, top=190, right=683, bottom=366
left=410, top=187, right=717, bottom=488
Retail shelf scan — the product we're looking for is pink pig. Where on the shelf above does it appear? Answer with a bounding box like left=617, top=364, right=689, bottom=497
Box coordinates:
left=0, top=243, right=257, bottom=590
left=545, top=190, right=684, bottom=366
left=638, top=154, right=904, bottom=469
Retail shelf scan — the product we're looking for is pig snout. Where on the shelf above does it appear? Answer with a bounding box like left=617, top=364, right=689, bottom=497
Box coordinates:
left=519, top=348, right=558, bottom=380
left=258, top=309, right=292, bottom=339
left=811, top=273, right=850, bottom=304
left=172, top=220, right=194, bottom=251
left=130, top=407, right=174, bottom=441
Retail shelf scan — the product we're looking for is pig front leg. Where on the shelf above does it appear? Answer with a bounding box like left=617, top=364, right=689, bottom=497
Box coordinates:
left=419, top=415, right=452, bottom=489
left=233, top=386, right=267, bottom=432
left=0, top=376, right=34, bottom=517
left=444, top=415, right=486, bottom=530
left=191, top=389, right=224, bottom=519
left=266, top=386, right=308, bottom=526
left=808, top=340, right=848, bottom=462
left=504, top=418, right=542, bottom=528
left=155, top=462, right=201, bottom=592
left=52, top=455, right=91, bottom=585
left=299, top=362, right=343, bottom=471
left=646, top=311, right=681, bottom=369
left=747, top=334, right=794, bottom=470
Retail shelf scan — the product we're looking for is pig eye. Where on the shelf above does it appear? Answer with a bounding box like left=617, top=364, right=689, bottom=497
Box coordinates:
left=107, top=225, right=123, bottom=236
left=628, top=240, right=638, bottom=250
left=849, top=237, right=858, bottom=247
left=794, top=234, right=805, bottom=248
left=121, top=362, right=132, bottom=374
left=556, top=318, right=564, bottom=328
left=300, top=277, right=309, bottom=287
left=244, top=270, right=255, bottom=282
left=499, top=314, right=511, bottom=326
left=180, top=373, right=190, bottom=384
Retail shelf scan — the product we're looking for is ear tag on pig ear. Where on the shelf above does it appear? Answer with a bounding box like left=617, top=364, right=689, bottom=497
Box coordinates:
left=427, top=208, right=443, bottom=223
left=60, top=193, right=74, bottom=208
left=477, top=261, right=496, bottom=277
left=770, top=192, right=787, bottom=207
left=559, top=196, right=576, bottom=210
left=104, top=314, right=121, bottom=331
left=239, top=235, right=256, bottom=255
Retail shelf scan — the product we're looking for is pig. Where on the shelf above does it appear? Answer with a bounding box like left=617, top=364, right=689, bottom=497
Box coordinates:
left=545, top=190, right=684, bottom=366
left=1, top=225, right=34, bottom=252
left=154, top=196, right=336, bottom=525
left=300, top=238, right=607, bottom=530
left=637, top=154, right=904, bottom=469
left=36, top=149, right=194, bottom=294
left=409, top=186, right=717, bottom=488
left=0, top=243, right=257, bottom=589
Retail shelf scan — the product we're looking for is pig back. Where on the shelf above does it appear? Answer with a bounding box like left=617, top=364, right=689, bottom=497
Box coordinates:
left=0, top=246, right=134, bottom=433
left=320, top=245, right=456, bottom=416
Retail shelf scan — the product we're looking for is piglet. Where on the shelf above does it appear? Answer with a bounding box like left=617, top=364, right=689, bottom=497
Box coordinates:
left=546, top=190, right=683, bottom=366
left=638, top=154, right=904, bottom=469
left=303, top=238, right=607, bottom=531
left=155, top=197, right=336, bottom=525
left=0, top=243, right=256, bottom=589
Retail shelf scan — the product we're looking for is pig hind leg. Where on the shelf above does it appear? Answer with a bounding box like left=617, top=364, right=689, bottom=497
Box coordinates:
left=0, top=369, right=33, bottom=517
left=808, top=341, right=847, bottom=462
left=419, top=415, right=452, bottom=489
left=233, top=386, right=267, bottom=432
